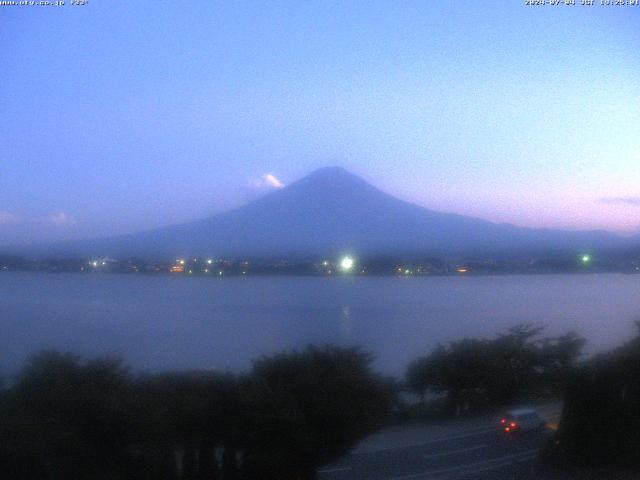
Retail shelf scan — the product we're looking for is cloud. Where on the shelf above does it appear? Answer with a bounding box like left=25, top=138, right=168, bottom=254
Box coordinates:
left=598, top=197, right=640, bottom=207
left=264, top=173, right=284, bottom=188
left=45, top=212, right=77, bottom=226
left=0, top=210, right=19, bottom=224
left=248, top=173, right=285, bottom=190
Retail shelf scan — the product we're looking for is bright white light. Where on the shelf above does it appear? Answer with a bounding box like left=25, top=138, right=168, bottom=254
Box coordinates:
left=340, top=256, right=354, bottom=271
left=207, top=259, right=213, bottom=264
left=179, top=259, right=185, bottom=265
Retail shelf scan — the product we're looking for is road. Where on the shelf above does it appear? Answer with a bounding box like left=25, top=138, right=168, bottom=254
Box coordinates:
left=318, top=405, right=560, bottom=480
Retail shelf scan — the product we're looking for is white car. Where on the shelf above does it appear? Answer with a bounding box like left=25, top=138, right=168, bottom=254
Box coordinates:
left=499, top=408, right=545, bottom=434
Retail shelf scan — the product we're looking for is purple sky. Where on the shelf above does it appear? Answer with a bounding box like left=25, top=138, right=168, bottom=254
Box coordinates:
left=1, top=1, right=639, bottom=246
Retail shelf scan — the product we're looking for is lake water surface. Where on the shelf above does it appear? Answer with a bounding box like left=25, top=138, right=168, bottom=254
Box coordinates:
left=1, top=272, right=639, bottom=376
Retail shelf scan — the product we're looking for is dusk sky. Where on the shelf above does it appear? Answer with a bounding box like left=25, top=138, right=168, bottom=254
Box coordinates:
left=1, top=1, right=639, bottom=246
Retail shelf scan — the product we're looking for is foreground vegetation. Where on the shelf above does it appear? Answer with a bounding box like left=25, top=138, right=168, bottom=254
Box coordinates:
left=406, top=323, right=640, bottom=471
left=544, top=322, right=640, bottom=469
left=0, top=346, right=393, bottom=480
left=405, top=323, right=585, bottom=417
left=2, top=322, right=639, bottom=478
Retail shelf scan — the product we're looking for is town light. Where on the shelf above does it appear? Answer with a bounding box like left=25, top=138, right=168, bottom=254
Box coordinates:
left=581, top=254, right=591, bottom=264
left=340, top=256, right=354, bottom=271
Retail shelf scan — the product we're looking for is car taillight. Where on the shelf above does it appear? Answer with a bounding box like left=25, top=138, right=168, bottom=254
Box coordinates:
left=500, top=419, right=506, bottom=424
left=505, top=427, right=510, bottom=432
left=510, top=422, right=517, bottom=428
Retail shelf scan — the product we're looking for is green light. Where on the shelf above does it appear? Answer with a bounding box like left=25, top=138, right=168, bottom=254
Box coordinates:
left=581, top=255, right=591, bottom=264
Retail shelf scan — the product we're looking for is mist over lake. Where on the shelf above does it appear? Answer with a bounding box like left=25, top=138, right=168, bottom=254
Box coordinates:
left=2, top=272, right=638, bottom=376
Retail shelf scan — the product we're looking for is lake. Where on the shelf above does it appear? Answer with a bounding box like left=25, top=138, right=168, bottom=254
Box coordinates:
left=1, top=272, right=639, bottom=376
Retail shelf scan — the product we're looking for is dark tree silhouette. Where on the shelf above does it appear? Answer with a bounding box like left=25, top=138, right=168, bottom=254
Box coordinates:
left=406, top=324, right=586, bottom=416
left=552, top=322, right=640, bottom=467
left=0, top=345, right=392, bottom=480
left=131, top=370, right=239, bottom=480
left=240, top=345, right=394, bottom=480
left=0, top=351, right=133, bottom=480
left=540, top=331, right=586, bottom=393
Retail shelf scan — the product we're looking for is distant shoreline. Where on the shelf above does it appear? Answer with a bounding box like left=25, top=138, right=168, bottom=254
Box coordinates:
left=2, top=252, right=639, bottom=277
left=2, top=269, right=639, bottom=278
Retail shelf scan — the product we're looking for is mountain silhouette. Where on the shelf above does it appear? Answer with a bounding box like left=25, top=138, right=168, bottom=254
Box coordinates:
left=34, top=167, right=624, bottom=259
